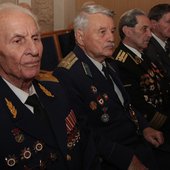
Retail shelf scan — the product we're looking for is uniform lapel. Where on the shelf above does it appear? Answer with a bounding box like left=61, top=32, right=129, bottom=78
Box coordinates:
left=1, top=78, right=67, bottom=155
left=75, top=46, right=123, bottom=105
left=33, top=80, right=67, bottom=155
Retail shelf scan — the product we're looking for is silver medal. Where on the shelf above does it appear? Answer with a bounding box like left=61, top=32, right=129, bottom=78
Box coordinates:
left=101, top=113, right=109, bottom=123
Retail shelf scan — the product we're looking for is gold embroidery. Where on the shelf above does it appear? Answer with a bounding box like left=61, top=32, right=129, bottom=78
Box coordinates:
left=5, top=98, right=17, bottom=118
left=38, top=83, right=54, bottom=97
left=36, top=70, right=59, bottom=82
left=58, top=52, right=78, bottom=69
left=115, top=50, right=128, bottom=62
left=150, top=112, right=167, bottom=129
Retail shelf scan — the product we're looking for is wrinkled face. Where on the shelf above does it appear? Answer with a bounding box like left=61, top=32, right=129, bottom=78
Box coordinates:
left=152, top=12, right=170, bottom=41
left=125, top=15, right=152, bottom=51
left=0, top=10, right=43, bottom=83
left=76, top=13, right=115, bottom=62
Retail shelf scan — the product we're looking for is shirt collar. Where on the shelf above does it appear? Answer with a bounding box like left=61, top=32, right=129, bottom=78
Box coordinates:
left=123, top=43, right=142, bottom=59
left=3, top=78, right=36, bottom=104
left=86, top=54, right=103, bottom=72
left=152, top=33, right=166, bottom=50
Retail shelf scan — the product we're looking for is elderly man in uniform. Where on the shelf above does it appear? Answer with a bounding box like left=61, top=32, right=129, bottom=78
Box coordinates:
left=144, top=4, right=170, bottom=79
left=0, top=3, right=99, bottom=170
left=113, top=8, right=170, bottom=170
left=54, top=4, right=164, bottom=170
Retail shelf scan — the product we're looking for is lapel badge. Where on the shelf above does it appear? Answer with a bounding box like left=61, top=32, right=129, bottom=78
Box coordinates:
left=11, top=128, right=24, bottom=143
left=90, top=85, right=97, bottom=94
left=97, top=96, right=104, bottom=106
left=5, top=98, right=17, bottom=118
left=134, top=56, right=142, bottom=64
left=5, top=155, right=17, bottom=167
left=38, top=83, right=54, bottom=97
left=103, top=93, right=109, bottom=101
left=89, top=101, right=97, bottom=110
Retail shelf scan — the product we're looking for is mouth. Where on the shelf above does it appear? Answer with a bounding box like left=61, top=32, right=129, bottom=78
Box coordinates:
left=24, top=60, right=40, bottom=68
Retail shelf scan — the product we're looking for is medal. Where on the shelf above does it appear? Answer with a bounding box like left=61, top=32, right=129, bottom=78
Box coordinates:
left=97, top=96, right=104, bottom=106
left=103, top=93, right=109, bottom=101
left=21, top=148, right=32, bottom=160
left=34, top=141, right=44, bottom=152
left=89, top=101, right=97, bottom=110
left=90, top=85, right=97, bottom=94
left=11, top=128, right=24, bottom=143
left=101, top=113, right=109, bottom=123
left=5, top=155, right=17, bottom=167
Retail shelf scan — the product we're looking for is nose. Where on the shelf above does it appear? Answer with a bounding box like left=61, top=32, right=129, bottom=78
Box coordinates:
left=108, top=30, right=115, bottom=42
left=147, top=28, right=152, bottom=38
left=26, top=39, right=40, bottom=56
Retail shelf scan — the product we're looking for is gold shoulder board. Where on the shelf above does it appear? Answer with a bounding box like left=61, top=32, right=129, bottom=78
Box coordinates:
left=36, top=70, right=59, bottom=82
left=58, top=52, right=78, bottom=70
left=115, top=50, right=128, bottom=63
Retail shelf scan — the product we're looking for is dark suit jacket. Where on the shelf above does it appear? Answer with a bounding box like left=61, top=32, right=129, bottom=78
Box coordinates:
left=144, top=37, right=170, bottom=80
left=113, top=42, right=170, bottom=150
left=0, top=76, right=98, bottom=170
left=53, top=45, right=158, bottom=170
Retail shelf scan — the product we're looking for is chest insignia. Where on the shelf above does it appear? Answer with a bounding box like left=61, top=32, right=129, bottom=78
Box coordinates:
left=5, top=98, right=17, bottom=118
left=58, top=52, right=78, bottom=70
left=115, top=50, right=128, bottom=63
left=38, top=83, right=54, bottom=97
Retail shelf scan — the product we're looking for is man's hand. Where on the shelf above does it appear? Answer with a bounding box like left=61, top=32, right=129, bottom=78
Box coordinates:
left=143, top=127, right=164, bottom=147
left=128, top=155, right=148, bottom=170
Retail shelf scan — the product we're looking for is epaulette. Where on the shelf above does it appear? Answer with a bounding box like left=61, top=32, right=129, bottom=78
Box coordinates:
left=115, top=50, right=128, bottom=63
left=58, top=52, right=78, bottom=70
left=36, top=70, right=59, bottom=82
left=115, top=50, right=142, bottom=64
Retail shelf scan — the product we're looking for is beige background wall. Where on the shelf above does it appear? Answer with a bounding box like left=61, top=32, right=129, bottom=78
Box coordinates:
left=0, top=0, right=169, bottom=39
left=76, top=0, right=170, bottom=45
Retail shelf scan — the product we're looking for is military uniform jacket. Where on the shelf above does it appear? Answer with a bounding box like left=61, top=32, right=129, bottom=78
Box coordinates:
left=53, top=45, right=158, bottom=170
left=0, top=75, right=96, bottom=170
left=144, top=37, right=170, bottom=80
left=113, top=42, right=170, bottom=136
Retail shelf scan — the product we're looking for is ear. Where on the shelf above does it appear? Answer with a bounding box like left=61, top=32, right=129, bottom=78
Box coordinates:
left=122, top=25, right=132, bottom=38
left=75, top=29, right=84, bottom=46
left=150, top=19, right=157, bottom=29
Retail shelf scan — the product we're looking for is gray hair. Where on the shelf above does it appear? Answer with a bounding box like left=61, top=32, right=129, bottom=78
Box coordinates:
left=0, top=2, right=39, bottom=31
left=74, top=4, right=114, bottom=32
left=119, top=8, right=145, bottom=40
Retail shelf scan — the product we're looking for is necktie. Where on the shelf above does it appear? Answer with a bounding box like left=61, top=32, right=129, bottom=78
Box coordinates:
left=102, top=64, right=113, bottom=85
left=25, top=94, right=44, bottom=115
left=102, top=64, right=124, bottom=105
left=165, top=41, right=170, bottom=57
